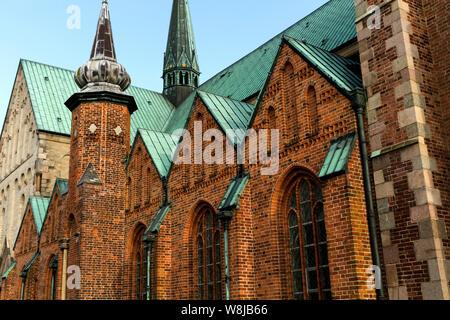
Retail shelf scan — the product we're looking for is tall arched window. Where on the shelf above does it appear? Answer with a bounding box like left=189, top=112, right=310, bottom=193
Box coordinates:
left=179, top=72, right=184, bottom=85
left=307, top=86, right=319, bottom=136
left=283, top=62, right=299, bottom=140
left=287, top=177, right=331, bottom=300
left=132, top=226, right=147, bottom=300
left=126, top=177, right=131, bottom=211
left=146, top=168, right=151, bottom=203
left=196, top=207, right=222, bottom=300
left=48, top=255, right=58, bottom=300
left=184, top=73, right=189, bottom=85
left=135, top=149, right=142, bottom=207
left=267, top=106, right=277, bottom=153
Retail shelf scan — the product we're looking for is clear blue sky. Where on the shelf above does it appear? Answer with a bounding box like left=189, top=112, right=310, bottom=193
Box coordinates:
left=0, top=0, right=329, bottom=123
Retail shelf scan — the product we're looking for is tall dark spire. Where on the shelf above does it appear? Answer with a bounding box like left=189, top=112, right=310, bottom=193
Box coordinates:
left=74, top=0, right=131, bottom=93
left=163, top=0, right=200, bottom=107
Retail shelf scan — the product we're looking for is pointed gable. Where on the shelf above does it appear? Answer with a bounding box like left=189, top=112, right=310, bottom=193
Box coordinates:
left=134, top=129, right=179, bottom=179
left=284, top=37, right=362, bottom=96
left=13, top=197, right=50, bottom=251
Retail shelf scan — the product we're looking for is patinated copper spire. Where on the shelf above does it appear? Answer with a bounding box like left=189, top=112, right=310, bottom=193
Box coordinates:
left=74, top=0, right=131, bottom=93
left=163, top=0, right=200, bottom=106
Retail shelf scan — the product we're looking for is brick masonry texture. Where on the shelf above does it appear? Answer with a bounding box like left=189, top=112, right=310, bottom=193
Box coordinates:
left=1, top=0, right=448, bottom=301
left=1, top=43, right=377, bottom=300
left=355, top=0, right=449, bottom=300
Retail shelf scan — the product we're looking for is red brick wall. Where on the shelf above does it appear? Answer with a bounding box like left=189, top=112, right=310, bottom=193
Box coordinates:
left=66, top=101, right=131, bottom=300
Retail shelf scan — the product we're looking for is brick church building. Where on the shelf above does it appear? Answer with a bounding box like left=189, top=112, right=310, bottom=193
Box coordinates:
left=0, top=0, right=448, bottom=300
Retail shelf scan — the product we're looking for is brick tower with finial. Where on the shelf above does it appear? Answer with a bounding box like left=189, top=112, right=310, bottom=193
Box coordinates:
left=64, top=0, right=137, bottom=299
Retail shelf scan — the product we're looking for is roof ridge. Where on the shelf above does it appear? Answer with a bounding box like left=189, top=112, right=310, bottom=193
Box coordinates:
left=21, top=58, right=164, bottom=96
left=21, top=58, right=75, bottom=74
left=285, top=36, right=360, bottom=65
left=197, top=90, right=254, bottom=106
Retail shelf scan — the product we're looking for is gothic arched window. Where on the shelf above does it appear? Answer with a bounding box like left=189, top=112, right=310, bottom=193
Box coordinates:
left=48, top=255, right=58, bottom=300
left=283, top=62, right=299, bottom=140
left=307, top=86, right=319, bottom=136
left=126, top=177, right=131, bottom=211
left=287, top=177, right=331, bottom=300
left=145, top=168, right=151, bottom=203
left=133, top=227, right=147, bottom=300
left=196, top=207, right=222, bottom=300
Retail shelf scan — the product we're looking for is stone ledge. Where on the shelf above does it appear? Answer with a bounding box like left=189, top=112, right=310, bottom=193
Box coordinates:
left=371, top=137, right=419, bottom=159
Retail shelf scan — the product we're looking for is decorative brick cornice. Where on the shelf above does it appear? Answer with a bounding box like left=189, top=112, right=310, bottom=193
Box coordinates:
left=64, top=90, right=138, bottom=115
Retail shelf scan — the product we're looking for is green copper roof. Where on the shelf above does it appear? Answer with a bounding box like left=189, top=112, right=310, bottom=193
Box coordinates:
left=1, top=260, right=16, bottom=279
left=164, top=0, right=199, bottom=73
left=22, top=251, right=40, bottom=274
left=56, top=178, right=69, bottom=195
left=218, top=173, right=250, bottom=211
left=30, top=197, right=50, bottom=235
left=13, top=196, right=50, bottom=251
left=138, top=129, right=179, bottom=179
left=145, top=204, right=171, bottom=235
left=39, top=179, right=68, bottom=239
left=319, top=131, right=357, bottom=179
left=285, top=37, right=362, bottom=95
left=163, top=90, right=197, bottom=133
left=197, top=91, right=255, bottom=144
left=21, top=59, right=174, bottom=142
left=199, top=0, right=357, bottom=101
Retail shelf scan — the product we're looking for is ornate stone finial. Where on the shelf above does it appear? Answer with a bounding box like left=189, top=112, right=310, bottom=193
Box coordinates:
left=74, top=0, right=131, bottom=93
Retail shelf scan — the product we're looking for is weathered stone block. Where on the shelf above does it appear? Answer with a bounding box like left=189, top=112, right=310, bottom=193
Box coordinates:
left=414, top=188, right=442, bottom=206
left=427, top=259, right=448, bottom=282
left=397, top=106, right=425, bottom=128
left=383, top=245, right=399, bottom=264
left=414, top=238, right=438, bottom=261
left=406, top=122, right=430, bottom=139
left=410, top=205, right=438, bottom=223
left=421, top=281, right=447, bottom=300
left=403, top=93, right=426, bottom=109
left=407, top=169, right=433, bottom=190
left=392, top=55, right=414, bottom=73
left=375, top=182, right=394, bottom=199
left=373, top=170, right=384, bottom=185
left=373, top=154, right=390, bottom=171
left=400, top=143, right=428, bottom=162
left=380, top=212, right=396, bottom=231
left=381, top=230, right=391, bottom=247
left=419, top=219, right=447, bottom=240
left=411, top=156, right=437, bottom=172
left=385, top=264, right=398, bottom=287
left=377, top=198, right=390, bottom=214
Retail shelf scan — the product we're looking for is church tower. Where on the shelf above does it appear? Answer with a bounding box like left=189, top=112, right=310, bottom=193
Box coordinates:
left=163, top=0, right=200, bottom=107
left=64, top=0, right=137, bottom=299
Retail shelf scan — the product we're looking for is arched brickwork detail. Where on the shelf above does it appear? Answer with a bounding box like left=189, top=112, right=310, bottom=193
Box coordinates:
left=125, top=222, right=146, bottom=300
